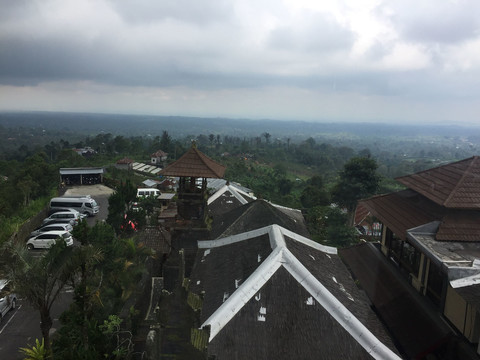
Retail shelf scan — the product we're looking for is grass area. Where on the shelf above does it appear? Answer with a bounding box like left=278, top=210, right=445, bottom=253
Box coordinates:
left=0, top=189, right=57, bottom=245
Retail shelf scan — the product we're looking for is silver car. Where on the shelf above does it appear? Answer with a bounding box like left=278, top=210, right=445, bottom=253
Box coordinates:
left=0, top=280, right=17, bottom=322
left=42, top=211, right=81, bottom=226
left=30, top=223, right=73, bottom=237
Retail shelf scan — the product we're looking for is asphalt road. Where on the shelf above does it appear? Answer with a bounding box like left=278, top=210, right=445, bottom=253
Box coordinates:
left=0, top=185, right=113, bottom=358
left=0, top=290, right=73, bottom=360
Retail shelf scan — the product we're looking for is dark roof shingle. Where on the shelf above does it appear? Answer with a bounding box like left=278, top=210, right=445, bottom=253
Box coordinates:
left=396, top=156, right=480, bottom=209
left=210, top=200, right=309, bottom=239
left=189, top=225, right=400, bottom=359
left=359, top=190, right=441, bottom=240
left=160, top=146, right=226, bottom=178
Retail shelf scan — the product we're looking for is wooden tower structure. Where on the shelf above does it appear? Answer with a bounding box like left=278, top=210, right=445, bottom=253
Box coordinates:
left=160, top=143, right=226, bottom=221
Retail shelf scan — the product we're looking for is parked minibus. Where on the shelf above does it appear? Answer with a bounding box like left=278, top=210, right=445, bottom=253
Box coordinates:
left=49, top=196, right=99, bottom=216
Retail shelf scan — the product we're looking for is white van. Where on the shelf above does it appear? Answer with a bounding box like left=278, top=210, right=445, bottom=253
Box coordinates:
left=136, top=188, right=160, bottom=198
left=49, top=196, right=99, bottom=216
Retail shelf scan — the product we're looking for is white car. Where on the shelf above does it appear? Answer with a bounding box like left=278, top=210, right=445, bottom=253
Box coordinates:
left=26, top=230, right=74, bottom=249
left=30, top=223, right=73, bottom=237
left=0, top=280, right=17, bottom=322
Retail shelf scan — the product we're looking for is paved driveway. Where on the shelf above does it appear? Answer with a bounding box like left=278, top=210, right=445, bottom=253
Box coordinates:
left=63, top=185, right=115, bottom=223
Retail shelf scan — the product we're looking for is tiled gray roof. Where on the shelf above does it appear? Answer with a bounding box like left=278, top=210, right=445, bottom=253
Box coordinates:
left=136, top=226, right=171, bottom=254
left=189, top=225, right=400, bottom=359
left=207, top=184, right=256, bottom=219
left=210, top=200, right=309, bottom=239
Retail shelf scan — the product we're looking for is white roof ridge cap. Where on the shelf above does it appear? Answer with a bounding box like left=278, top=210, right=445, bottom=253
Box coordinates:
left=282, top=249, right=400, bottom=360
left=228, top=185, right=250, bottom=205
left=230, top=185, right=256, bottom=199
left=269, top=224, right=286, bottom=249
left=268, top=201, right=302, bottom=213
left=280, top=227, right=338, bottom=255
left=198, top=226, right=272, bottom=248
left=201, top=246, right=284, bottom=341
left=207, top=184, right=229, bottom=205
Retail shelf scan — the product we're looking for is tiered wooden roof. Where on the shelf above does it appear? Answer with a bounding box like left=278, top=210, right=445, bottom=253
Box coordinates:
left=160, top=145, right=226, bottom=178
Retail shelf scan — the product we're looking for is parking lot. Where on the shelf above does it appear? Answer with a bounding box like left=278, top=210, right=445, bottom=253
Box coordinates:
left=63, top=184, right=115, bottom=224
left=0, top=185, right=115, bottom=358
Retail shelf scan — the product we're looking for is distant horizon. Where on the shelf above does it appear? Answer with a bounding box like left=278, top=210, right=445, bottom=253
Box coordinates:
left=1, top=109, right=479, bottom=128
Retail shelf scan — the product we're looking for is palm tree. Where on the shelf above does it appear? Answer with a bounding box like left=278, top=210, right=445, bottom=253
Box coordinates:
left=262, top=132, right=271, bottom=144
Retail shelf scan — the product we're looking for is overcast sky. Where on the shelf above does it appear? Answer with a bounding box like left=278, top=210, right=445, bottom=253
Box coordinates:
left=1, top=0, right=480, bottom=124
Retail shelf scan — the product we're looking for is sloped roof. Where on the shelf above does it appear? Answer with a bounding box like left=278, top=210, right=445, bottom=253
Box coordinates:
left=359, top=190, right=441, bottom=241
left=354, top=203, right=371, bottom=225
left=206, top=178, right=253, bottom=195
left=136, top=227, right=171, bottom=254
left=396, top=156, right=480, bottom=209
left=160, top=146, right=226, bottom=178
left=209, top=199, right=309, bottom=239
left=436, top=211, right=480, bottom=242
left=151, top=149, right=168, bottom=158
left=189, top=225, right=400, bottom=359
left=116, top=157, right=134, bottom=164
left=360, top=190, right=480, bottom=243
left=142, top=179, right=160, bottom=187
left=207, top=183, right=257, bottom=219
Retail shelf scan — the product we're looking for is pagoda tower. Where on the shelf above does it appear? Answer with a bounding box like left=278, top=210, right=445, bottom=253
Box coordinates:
left=160, top=142, right=226, bottom=221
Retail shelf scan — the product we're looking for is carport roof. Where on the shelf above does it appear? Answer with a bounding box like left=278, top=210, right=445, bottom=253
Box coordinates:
left=60, top=167, right=104, bottom=175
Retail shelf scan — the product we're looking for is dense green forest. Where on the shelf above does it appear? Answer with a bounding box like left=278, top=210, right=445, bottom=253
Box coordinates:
left=1, top=112, right=479, bottom=245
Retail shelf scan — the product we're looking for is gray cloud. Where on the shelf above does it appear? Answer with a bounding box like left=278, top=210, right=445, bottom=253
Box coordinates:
left=267, top=13, right=355, bottom=53
left=379, top=1, right=480, bottom=44
left=107, top=0, right=234, bottom=26
left=0, top=0, right=479, bottom=124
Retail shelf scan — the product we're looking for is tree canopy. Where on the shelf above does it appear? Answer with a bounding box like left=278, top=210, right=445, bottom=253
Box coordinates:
left=331, top=156, right=381, bottom=221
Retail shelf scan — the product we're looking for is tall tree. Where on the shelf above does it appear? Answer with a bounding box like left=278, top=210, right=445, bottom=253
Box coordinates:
left=1, top=240, right=77, bottom=357
left=159, top=130, right=172, bottom=154
left=263, top=132, right=271, bottom=144
left=331, top=156, right=380, bottom=225
left=300, top=176, right=330, bottom=208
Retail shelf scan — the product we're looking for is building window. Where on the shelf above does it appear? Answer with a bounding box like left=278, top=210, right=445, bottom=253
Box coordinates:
left=385, top=228, right=421, bottom=278
left=400, top=241, right=421, bottom=277
left=426, top=261, right=444, bottom=308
